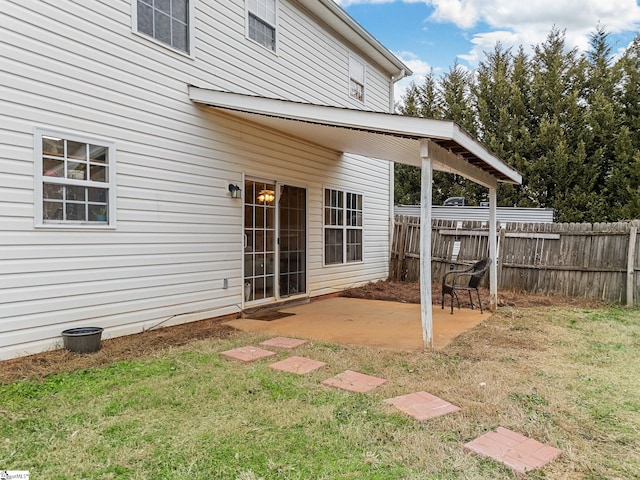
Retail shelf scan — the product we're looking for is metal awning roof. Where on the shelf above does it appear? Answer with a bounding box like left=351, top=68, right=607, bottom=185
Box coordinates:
left=189, top=87, right=522, bottom=188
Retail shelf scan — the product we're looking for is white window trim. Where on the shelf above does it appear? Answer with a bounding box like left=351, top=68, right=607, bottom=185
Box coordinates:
left=322, top=186, right=364, bottom=266
left=348, top=53, right=367, bottom=104
left=245, top=0, right=279, bottom=54
left=131, top=0, right=196, bottom=59
left=34, top=128, right=117, bottom=229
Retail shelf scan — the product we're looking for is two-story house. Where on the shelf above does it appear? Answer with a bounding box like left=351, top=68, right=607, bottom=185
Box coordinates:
left=0, top=0, right=520, bottom=359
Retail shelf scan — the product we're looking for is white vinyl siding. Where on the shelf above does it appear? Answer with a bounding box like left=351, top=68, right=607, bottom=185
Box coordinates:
left=191, top=0, right=391, bottom=110
left=0, top=0, right=394, bottom=359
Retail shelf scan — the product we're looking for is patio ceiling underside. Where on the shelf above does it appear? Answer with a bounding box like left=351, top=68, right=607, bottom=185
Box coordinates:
left=189, top=87, right=522, bottom=188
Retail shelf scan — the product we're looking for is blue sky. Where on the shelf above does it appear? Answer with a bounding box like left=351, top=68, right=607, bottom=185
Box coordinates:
left=333, top=0, right=640, bottom=101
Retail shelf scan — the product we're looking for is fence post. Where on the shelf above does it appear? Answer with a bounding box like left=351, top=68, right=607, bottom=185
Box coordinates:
left=397, top=217, right=407, bottom=281
left=627, top=226, right=637, bottom=307
left=498, top=227, right=506, bottom=289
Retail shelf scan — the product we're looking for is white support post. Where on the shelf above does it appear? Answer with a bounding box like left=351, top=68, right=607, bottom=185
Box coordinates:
left=488, top=184, right=498, bottom=310
left=420, top=140, right=433, bottom=349
left=389, top=161, right=395, bottom=254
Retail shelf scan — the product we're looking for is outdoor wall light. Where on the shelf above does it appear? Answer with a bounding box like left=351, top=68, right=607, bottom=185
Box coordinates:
left=228, top=183, right=242, bottom=199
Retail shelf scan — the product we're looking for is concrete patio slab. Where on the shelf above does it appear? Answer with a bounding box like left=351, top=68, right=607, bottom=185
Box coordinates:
left=260, top=337, right=308, bottom=349
left=220, top=346, right=276, bottom=362
left=321, top=369, right=387, bottom=392
left=384, top=391, right=460, bottom=420
left=226, top=297, right=486, bottom=350
left=269, top=355, right=327, bottom=374
left=464, top=427, right=562, bottom=476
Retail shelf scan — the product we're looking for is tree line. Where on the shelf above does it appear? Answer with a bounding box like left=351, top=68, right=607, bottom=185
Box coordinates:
left=396, top=28, right=640, bottom=223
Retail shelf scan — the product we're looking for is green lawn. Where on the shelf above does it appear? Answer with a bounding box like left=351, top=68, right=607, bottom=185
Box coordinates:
left=1, top=306, right=639, bottom=479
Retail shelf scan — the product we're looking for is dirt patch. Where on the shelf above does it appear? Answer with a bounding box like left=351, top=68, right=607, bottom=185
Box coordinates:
left=341, top=280, right=605, bottom=309
left=0, top=317, right=236, bottom=383
left=1, top=282, right=603, bottom=383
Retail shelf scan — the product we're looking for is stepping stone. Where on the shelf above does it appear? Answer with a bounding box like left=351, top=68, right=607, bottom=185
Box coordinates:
left=260, top=337, right=308, bottom=349
left=384, top=391, right=460, bottom=420
left=220, top=346, right=276, bottom=362
left=464, top=427, right=562, bottom=476
left=269, top=355, right=327, bottom=374
left=321, top=370, right=387, bottom=393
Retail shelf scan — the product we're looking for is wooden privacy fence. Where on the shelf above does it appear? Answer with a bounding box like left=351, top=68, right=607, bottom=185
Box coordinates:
left=390, top=216, right=640, bottom=306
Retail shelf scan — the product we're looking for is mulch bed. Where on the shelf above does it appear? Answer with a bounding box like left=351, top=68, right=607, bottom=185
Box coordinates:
left=341, top=280, right=604, bottom=309
left=0, top=281, right=603, bottom=383
left=0, top=317, right=236, bottom=383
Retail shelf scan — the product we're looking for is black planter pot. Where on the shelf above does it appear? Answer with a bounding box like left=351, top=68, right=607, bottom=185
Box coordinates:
left=61, top=327, right=104, bottom=353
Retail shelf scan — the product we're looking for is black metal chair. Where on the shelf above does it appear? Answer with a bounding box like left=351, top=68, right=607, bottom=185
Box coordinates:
left=441, top=257, right=492, bottom=314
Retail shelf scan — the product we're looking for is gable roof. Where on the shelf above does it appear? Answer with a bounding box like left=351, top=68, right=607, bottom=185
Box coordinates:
left=189, top=87, right=522, bottom=187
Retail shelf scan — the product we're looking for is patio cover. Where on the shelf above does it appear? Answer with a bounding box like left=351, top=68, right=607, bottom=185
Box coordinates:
left=189, top=87, right=522, bottom=348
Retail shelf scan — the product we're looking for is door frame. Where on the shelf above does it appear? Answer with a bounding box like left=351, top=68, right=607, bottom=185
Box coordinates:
left=242, top=175, right=309, bottom=308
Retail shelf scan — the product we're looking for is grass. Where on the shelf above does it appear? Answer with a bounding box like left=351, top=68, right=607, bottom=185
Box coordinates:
left=1, top=306, right=639, bottom=479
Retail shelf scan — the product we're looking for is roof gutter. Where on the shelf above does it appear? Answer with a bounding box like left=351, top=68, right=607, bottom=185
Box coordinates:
left=388, top=67, right=407, bottom=249
left=390, top=68, right=406, bottom=113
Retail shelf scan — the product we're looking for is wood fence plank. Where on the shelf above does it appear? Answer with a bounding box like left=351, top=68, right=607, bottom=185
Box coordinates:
left=389, top=216, right=638, bottom=303
left=627, top=226, right=637, bottom=306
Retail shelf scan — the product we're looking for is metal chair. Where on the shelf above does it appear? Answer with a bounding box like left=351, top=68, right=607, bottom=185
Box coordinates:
left=441, top=257, right=492, bottom=314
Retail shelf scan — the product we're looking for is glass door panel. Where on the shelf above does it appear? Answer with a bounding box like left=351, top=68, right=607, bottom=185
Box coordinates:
left=244, top=180, right=276, bottom=302
left=279, top=185, right=306, bottom=297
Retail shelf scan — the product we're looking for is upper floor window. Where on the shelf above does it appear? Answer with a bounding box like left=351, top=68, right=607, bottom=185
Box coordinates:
left=35, top=130, right=116, bottom=227
left=349, top=55, right=366, bottom=102
left=247, top=0, right=277, bottom=51
left=136, top=0, right=190, bottom=53
left=324, top=188, right=363, bottom=265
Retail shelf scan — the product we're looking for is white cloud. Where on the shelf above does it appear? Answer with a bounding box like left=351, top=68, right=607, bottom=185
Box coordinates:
left=333, top=0, right=395, bottom=7
left=427, top=0, right=480, bottom=29
left=334, top=0, right=640, bottom=66
left=391, top=51, right=443, bottom=104
left=334, top=0, right=424, bottom=7
left=397, top=51, right=433, bottom=77
left=428, top=0, right=640, bottom=32
left=332, top=0, right=640, bottom=101
left=427, top=0, right=640, bottom=65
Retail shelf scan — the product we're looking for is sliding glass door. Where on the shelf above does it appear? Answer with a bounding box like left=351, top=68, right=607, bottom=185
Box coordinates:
left=243, top=180, right=306, bottom=303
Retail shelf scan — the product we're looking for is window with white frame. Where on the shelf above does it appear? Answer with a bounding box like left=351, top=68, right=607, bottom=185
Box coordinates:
left=349, top=55, right=366, bottom=102
left=36, top=130, right=115, bottom=226
left=136, top=0, right=190, bottom=53
left=247, top=0, right=277, bottom=51
left=323, top=188, right=363, bottom=265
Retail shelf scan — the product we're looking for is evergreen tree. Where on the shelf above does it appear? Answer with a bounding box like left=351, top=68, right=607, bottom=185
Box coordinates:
left=617, top=35, right=640, bottom=147
left=395, top=71, right=449, bottom=205
left=497, top=47, right=535, bottom=208
left=475, top=42, right=513, bottom=155
left=609, top=34, right=640, bottom=219
left=582, top=27, right=620, bottom=220
left=393, top=27, right=640, bottom=221
left=528, top=28, right=590, bottom=221
left=399, top=82, right=422, bottom=117
left=436, top=62, right=486, bottom=204
left=440, top=62, right=476, bottom=134
left=606, top=126, right=640, bottom=219
left=416, top=69, right=443, bottom=118
left=395, top=82, right=428, bottom=205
